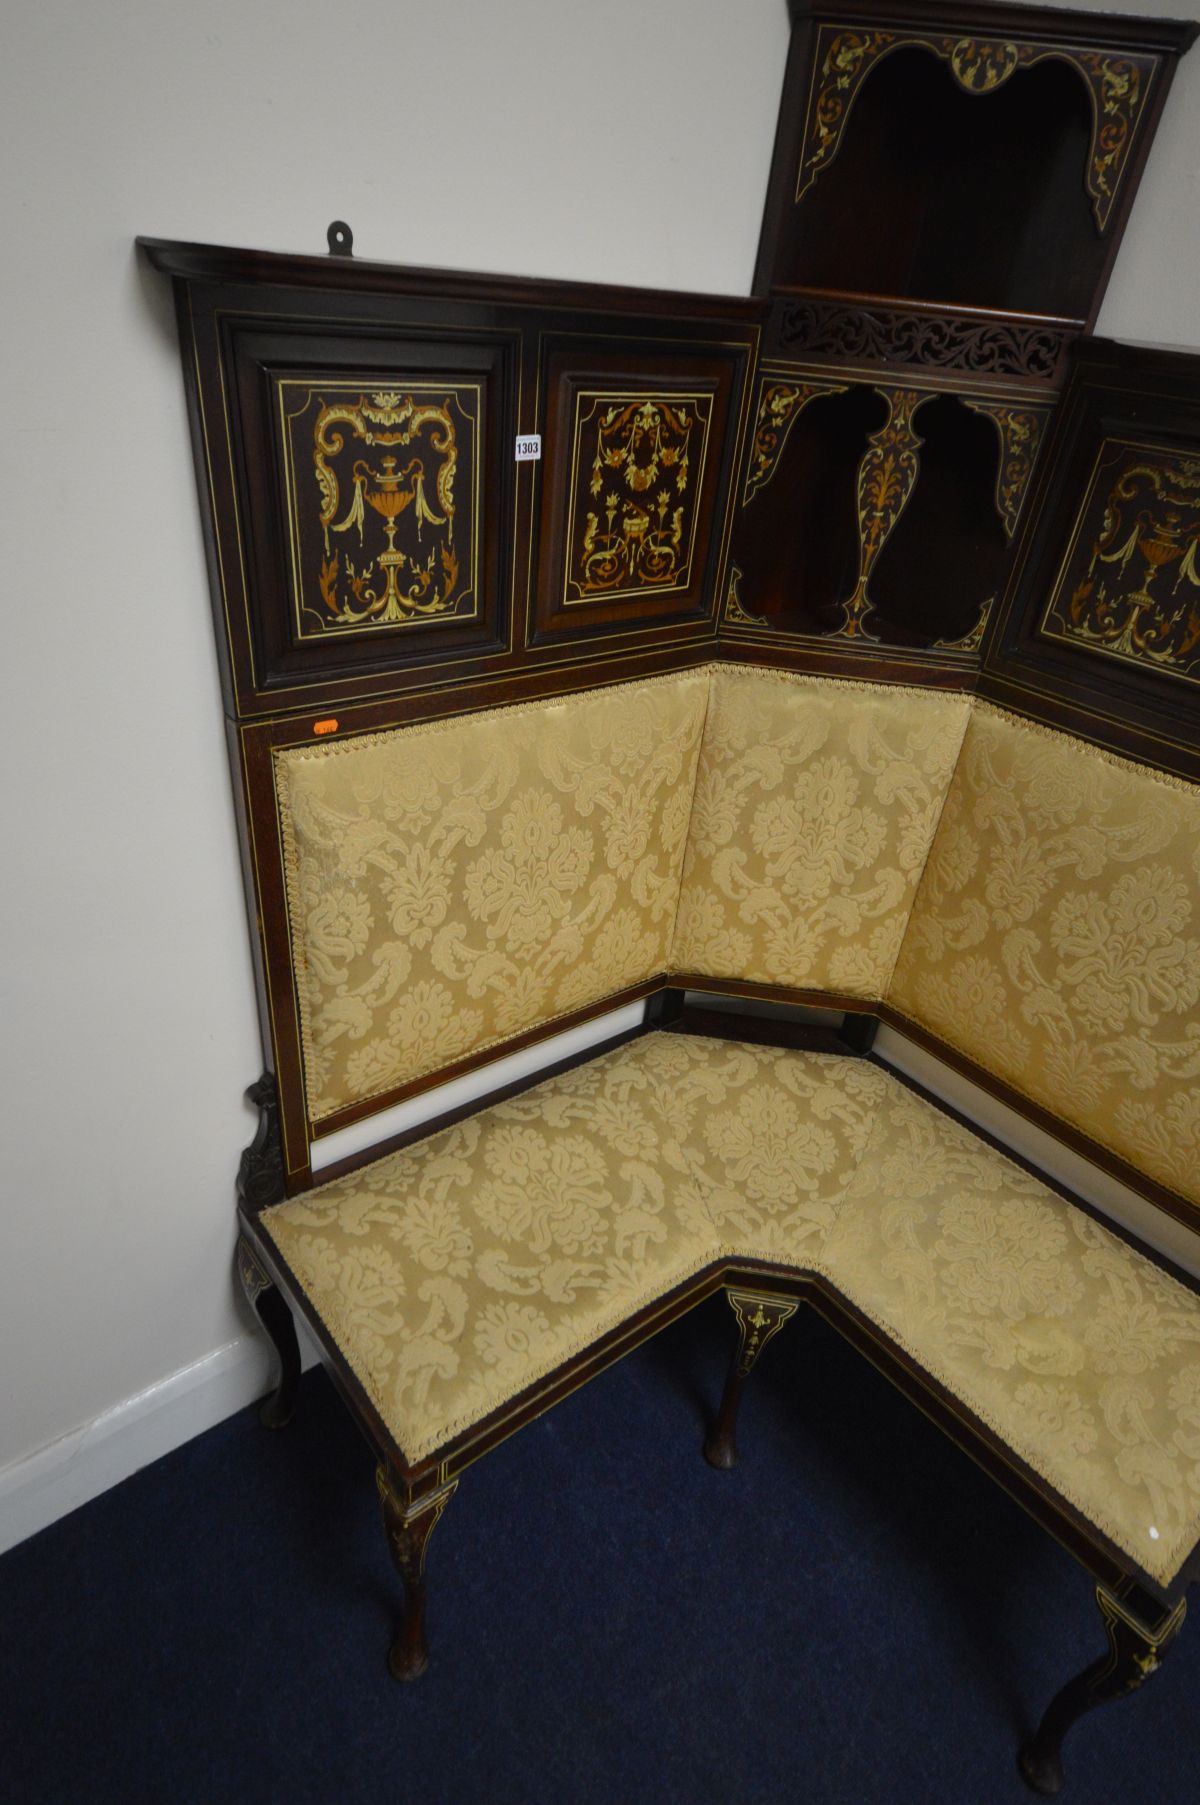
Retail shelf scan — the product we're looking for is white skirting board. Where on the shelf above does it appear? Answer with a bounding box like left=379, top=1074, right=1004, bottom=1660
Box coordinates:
left=4, top=1011, right=1193, bottom=1557
left=0, top=1326, right=322, bottom=1559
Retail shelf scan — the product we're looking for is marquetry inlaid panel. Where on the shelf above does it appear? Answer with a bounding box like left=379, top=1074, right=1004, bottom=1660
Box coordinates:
left=1039, top=440, right=1200, bottom=685
left=530, top=338, right=753, bottom=646
left=279, top=381, right=481, bottom=639
left=561, top=391, right=714, bottom=607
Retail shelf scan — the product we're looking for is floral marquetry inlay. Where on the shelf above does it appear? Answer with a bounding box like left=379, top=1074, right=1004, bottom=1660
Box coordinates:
left=743, top=376, right=848, bottom=505
left=963, top=400, right=1049, bottom=540
left=795, top=25, right=1154, bottom=230
left=834, top=387, right=934, bottom=641
left=1040, top=441, right=1200, bottom=685
left=278, top=381, right=480, bottom=638
left=563, top=392, right=713, bottom=605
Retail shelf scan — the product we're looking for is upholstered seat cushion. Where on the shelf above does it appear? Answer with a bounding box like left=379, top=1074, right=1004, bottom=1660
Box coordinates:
left=260, top=1034, right=881, bottom=1462
left=822, top=1077, right=1200, bottom=1587
left=262, top=1037, right=719, bottom=1461
left=637, top=1034, right=892, bottom=1265
left=261, top=1032, right=1200, bottom=1582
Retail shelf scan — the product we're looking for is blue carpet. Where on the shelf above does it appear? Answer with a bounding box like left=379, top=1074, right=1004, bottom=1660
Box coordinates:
left=2, top=1294, right=1196, bottom=1804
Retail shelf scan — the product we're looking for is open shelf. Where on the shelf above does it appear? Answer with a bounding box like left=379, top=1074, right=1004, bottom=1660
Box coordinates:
left=778, top=46, right=1098, bottom=320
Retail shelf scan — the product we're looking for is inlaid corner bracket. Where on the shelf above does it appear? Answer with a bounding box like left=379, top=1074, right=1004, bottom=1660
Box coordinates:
left=1018, top=1586, right=1187, bottom=1795
left=704, top=1288, right=799, bottom=1470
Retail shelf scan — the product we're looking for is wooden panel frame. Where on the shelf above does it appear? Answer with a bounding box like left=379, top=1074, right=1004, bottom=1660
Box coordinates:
left=228, top=324, right=516, bottom=688
left=140, top=237, right=762, bottom=721
left=984, top=338, right=1200, bottom=774
left=530, top=338, right=750, bottom=643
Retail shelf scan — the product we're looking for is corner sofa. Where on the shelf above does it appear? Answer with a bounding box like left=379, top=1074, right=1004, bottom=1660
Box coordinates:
left=238, top=663, right=1200, bottom=1794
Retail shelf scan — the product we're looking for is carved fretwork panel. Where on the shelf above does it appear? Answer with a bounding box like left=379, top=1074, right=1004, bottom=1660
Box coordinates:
left=1040, top=443, right=1200, bottom=684
left=777, top=295, right=1076, bottom=386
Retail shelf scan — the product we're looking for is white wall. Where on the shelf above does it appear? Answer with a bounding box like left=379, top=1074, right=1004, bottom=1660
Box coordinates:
left=1, top=0, right=1197, bottom=1527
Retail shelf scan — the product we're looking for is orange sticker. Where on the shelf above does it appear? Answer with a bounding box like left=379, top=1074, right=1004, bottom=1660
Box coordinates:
left=313, top=718, right=339, bottom=735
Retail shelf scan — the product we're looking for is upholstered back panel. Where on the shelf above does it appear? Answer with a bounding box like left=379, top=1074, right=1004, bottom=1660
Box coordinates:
left=276, top=671, right=709, bottom=1122
left=890, top=703, right=1200, bottom=1207
left=670, top=666, right=970, bottom=999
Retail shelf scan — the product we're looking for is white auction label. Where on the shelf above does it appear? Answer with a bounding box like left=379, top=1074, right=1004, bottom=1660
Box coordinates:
left=515, top=434, right=542, bottom=462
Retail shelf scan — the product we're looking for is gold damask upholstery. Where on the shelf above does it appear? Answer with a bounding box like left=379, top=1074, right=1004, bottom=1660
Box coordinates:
left=261, top=1035, right=884, bottom=1462
left=262, top=1030, right=1200, bottom=1581
left=671, top=667, right=970, bottom=997
left=275, top=672, right=709, bottom=1121
left=263, top=668, right=1200, bottom=1583
left=262, top=1037, right=716, bottom=1461
left=638, top=1034, right=892, bottom=1265
left=823, top=1079, right=1200, bottom=1586
left=889, top=704, right=1200, bottom=1207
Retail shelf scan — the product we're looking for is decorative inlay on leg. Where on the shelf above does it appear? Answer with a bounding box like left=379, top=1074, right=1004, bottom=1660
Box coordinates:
left=235, top=1236, right=270, bottom=1307
left=376, top=1467, right=459, bottom=1682
left=729, top=1289, right=799, bottom=1377
left=1017, top=1586, right=1187, bottom=1795
left=704, top=1288, right=799, bottom=1471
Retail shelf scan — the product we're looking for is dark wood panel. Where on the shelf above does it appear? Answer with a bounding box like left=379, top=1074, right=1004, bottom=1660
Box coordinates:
left=756, top=1, right=1196, bottom=332
left=144, top=238, right=760, bottom=722
left=982, top=338, right=1200, bottom=781
left=529, top=337, right=753, bottom=645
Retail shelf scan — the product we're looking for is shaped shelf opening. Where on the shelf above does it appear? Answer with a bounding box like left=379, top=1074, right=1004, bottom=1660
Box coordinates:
left=732, top=382, right=1014, bottom=649
left=778, top=42, right=1116, bottom=320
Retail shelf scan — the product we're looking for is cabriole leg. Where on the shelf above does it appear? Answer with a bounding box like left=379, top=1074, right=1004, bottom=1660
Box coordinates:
left=704, top=1287, right=798, bottom=1470
left=1018, top=1586, right=1187, bottom=1795
left=236, top=1235, right=301, bottom=1429
left=376, top=1466, right=458, bottom=1681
